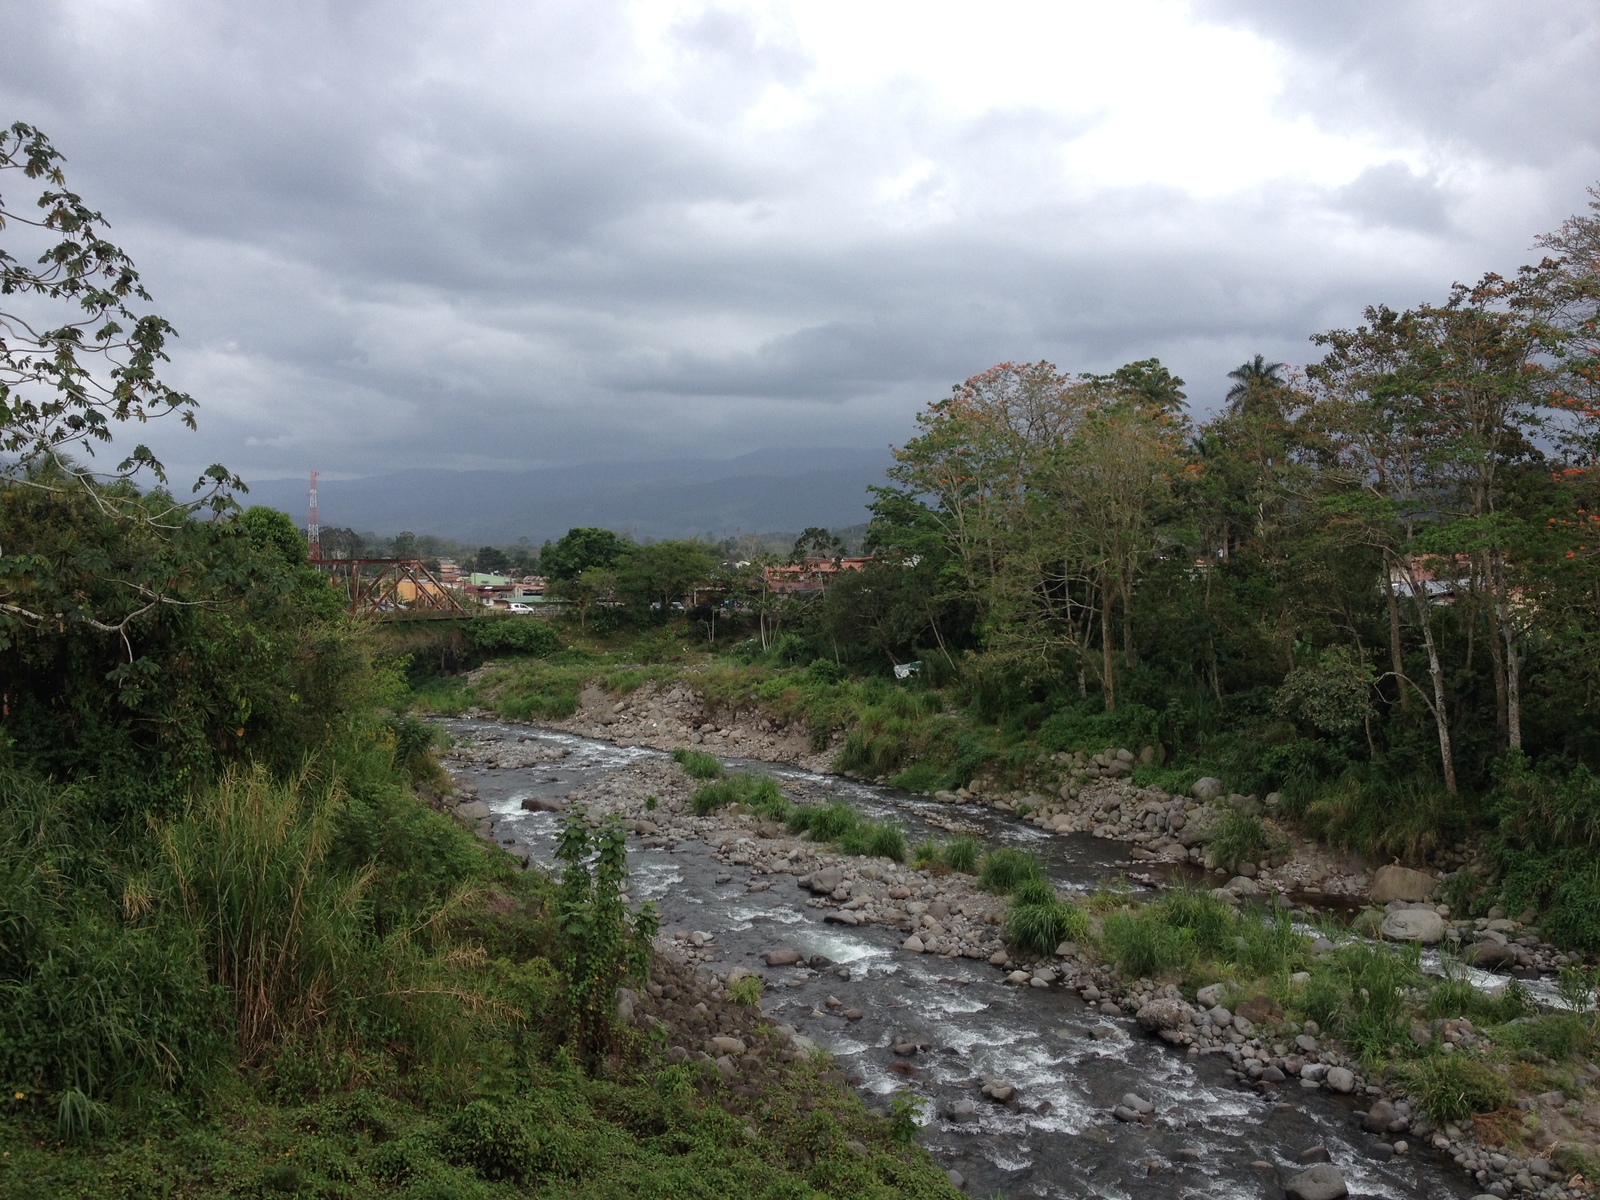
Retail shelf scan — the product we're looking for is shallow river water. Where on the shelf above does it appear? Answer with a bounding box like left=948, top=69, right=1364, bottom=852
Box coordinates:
left=440, top=717, right=1481, bottom=1200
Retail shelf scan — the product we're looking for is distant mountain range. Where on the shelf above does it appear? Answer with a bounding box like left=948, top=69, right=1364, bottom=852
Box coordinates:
left=240, top=446, right=895, bottom=545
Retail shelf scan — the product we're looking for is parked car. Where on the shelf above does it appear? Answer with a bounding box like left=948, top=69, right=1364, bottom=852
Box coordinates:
left=506, top=603, right=533, bottom=614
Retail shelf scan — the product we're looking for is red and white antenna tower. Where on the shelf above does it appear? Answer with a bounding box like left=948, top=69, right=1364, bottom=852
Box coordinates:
left=307, top=470, right=321, bottom=561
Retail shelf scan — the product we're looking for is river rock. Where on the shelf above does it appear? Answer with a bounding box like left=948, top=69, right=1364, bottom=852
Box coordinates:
left=1370, top=864, right=1437, bottom=904
left=823, top=910, right=859, bottom=926
left=1363, top=1100, right=1397, bottom=1133
left=455, top=799, right=490, bottom=820
left=1136, top=998, right=1194, bottom=1033
left=1381, top=908, right=1446, bottom=944
left=1285, top=1163, right=1348, bottom=1200
left=1192, top=777, right=1224, bottom=802
left=1324, top=1067, right=1356, bottom=1093
left=1195, top=983, right=1226, bottom=1007
left=1463, top=940, right=1516, bottom=970
left=763, top=947, right=802, bottom=966
left=710, top=1035, right=747, bottom=1055
left=1120, top=1092, right=1154, bottom=1114
left=902, top=935, right=925, bottom=952
left=808, top=867, right=844, bottom=895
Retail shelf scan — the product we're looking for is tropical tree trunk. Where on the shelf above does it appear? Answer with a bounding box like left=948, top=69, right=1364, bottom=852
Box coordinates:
left=1384, top=570, right=1408, bottom=712
left=1406, top=569, right=1458, bottom=794
left=1101, top=585, right=1116, bottom=712
left=1485, top=568, right=1509, bottom=743
left=1491, top=554, right=1523, bottom=749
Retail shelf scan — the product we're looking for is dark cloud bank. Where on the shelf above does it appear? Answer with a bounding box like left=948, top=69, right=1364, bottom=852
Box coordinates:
left=2, top=1, right=1596, bottom=539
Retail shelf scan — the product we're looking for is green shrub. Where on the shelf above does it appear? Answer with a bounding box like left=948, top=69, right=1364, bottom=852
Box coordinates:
left=785, top=800, right=905, bottom=862
left=1095, top=889, right=1300, bottom=983
left=690, top=778, right=740, bottom=815
left=978, top=848, right=1045, bottom=894
left=1100, top=909, right=1196, bottom=978
left=727, top=976, right=762, bottom=1005
left=866, top=824, right=906, bottom=861
left=1427, top=973, right=1527, bottom=1024
left=807, top=658, right=845, bottom=684
left=1301, top=773, right=1460, bottom=864
left=1036, top=701, right=1160, bottom=755
left=0, top=773, right=229, bottom=1098
left=799, top=801, right=862, bottom=842
left=1207, top=810, right=1287, bottom=872
left=1491, top=1013, right=1593, bottom=1062
left=163, top=766, right=376, bottom=1060
left=1010, top=878, right=1057, bottom=908
left=441, top=1100, right=538, bottom=1182
left=1300, top=973, right=1345, bottom=1031
left=889, top=761, right=946, bottom=793
left=1319, top=942, right=1423, bottom=1061
left=910, top=839, right=942, bottom=869
left=497, top=664, right=583, bottom=720
left=671, top=748, right=724, bottom=780
left=1154, top=888, right=1237, bottom=958
left=687, top=771, right=789, bottom=818
left=1003, top=881, right=1089, bottom=958
left=467, top=617, right=561, bottom=657
left=944, top=835, right=979, bottom=874
left=1398, top=1055, right=1511, bottom=1123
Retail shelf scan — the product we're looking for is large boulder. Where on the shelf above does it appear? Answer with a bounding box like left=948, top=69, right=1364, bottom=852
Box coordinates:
left=1192, top=777, right=1225, bottom=803
left=1381, top=908, right=1446, bottom=944
left=1285, top=1163, right=1349, bottom=1200
left=1370, top=864, right=1437, bottom=904
left=1135, top=998, right=1194, bottom=1033
left=807, top=867, right=845, bottom=895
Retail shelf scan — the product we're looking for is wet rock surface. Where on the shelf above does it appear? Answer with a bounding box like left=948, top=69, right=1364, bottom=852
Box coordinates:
left=436, top=717, right=1493, bottom=1199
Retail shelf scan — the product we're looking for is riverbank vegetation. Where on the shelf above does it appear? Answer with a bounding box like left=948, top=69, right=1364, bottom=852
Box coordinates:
left=425, top=184, right=1600, bottom=952
left=0, top=125, right=956, bottom=1198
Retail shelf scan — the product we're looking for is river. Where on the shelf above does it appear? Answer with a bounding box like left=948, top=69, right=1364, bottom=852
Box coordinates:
left=439, top=716, right=1481, bottom=1200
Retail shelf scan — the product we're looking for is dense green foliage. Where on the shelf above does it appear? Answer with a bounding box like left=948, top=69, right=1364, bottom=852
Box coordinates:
left=452, top=185, right=1600, bottom=946
left=0, top=127, right=956, bottom=1198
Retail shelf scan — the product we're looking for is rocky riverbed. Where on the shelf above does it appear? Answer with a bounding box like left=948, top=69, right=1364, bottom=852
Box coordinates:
left=430, top=714, right=1600, bottom=1199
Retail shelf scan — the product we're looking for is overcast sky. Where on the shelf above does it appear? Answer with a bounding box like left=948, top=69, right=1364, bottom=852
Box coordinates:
left=4, top=0, right=1598, bottom=486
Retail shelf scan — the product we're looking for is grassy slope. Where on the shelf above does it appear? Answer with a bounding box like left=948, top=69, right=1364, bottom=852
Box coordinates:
left=0, top=718, right=956, bottom=1199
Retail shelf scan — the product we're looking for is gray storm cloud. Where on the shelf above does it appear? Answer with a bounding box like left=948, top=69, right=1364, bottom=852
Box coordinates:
left=1, top=0, right=1596, bottom=488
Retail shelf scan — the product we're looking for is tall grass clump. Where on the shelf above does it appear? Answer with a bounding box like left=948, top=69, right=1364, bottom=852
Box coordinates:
left=690, top=772, right=787, bottom=818
left=910, top=834, right=982, bottom=874
left=162, top=767, right=377, bottom=1061
left=945, top=835, right=979, bottom=874
left=671, top=748, right=724, bottom=780
left=911, top=839, right=943, bottom=869
left=1003, top=878, right=1089, bottom=958
left=0, top=771, right=228, bottom=1098
left=1301, top=772, right=1460, bottom=865
left=786, top=800, right=906, bottom=862
left=978, top=848, right=1045, bottom=894
left=1096, top=889, right=1286, bottom=980
left=1207, top=809, right=1288, bottom=872
left=1101, top=908, right=1196, bottom=978
left=1397, top=1054, right=1511, bottom=1123
left=1312, top=942, right=1423, bottom=1061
